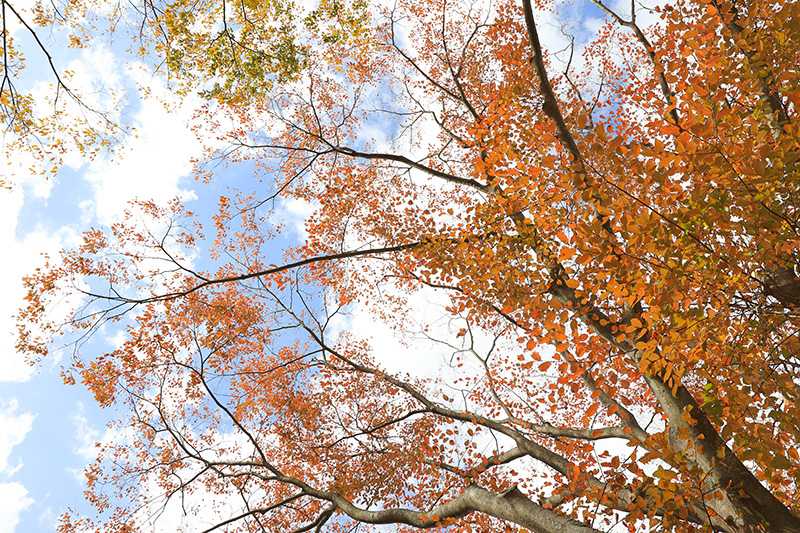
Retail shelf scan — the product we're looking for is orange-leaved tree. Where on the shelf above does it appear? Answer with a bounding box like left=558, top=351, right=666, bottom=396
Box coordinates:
left=17, top=0, right=800, bottom=530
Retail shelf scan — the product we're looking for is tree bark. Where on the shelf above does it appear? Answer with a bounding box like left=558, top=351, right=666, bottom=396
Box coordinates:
left=331, top=484, right=601, bottom=532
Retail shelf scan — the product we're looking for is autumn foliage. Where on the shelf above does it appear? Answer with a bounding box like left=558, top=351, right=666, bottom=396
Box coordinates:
left=13, top=0, right=800, bottom=530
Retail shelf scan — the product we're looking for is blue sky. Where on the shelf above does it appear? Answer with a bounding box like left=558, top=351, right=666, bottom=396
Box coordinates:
left=0, top=0, right=640, bottom=530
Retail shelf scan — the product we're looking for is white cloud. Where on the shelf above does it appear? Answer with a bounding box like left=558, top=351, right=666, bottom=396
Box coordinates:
left=68, top=402, right=138, bottom=484
left=583, top=16, right=605, bottom=34
left=133, top=460, right=248, bottom=532
left=278, top=196, right=315, bottom=240
left=341, top=287, right=456, bottom=378
left=37, top=506, right=58, bottom=531
left=0, top=190, right=33, bottom=383
left=81, top=62, right=202, bottom=226
left=0, top=399, right=34, bottom=476
left=110, top=429, right=260, bottom=531
left=4, top=0, right=40, bottom=36
left=0, top=482, right=34, bottom=533
left=325, top=279, right=491, bottom=390
left=70, top=403, right=101, bottom=463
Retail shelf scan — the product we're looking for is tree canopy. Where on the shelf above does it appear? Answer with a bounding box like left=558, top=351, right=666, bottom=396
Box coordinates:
left=12, top=0, right=800, bottom=530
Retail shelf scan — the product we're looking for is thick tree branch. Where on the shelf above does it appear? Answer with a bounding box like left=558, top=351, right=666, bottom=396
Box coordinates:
left=329, top=484, right=600, bottom=532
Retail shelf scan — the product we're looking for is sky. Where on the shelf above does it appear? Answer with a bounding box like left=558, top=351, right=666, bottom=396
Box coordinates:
left=0, top=0, right=644, bottom=530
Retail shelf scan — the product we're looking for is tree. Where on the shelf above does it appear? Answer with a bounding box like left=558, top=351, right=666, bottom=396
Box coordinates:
left=16, top=0, right=800, bottom=529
